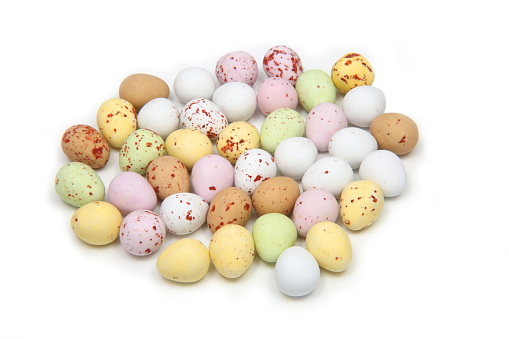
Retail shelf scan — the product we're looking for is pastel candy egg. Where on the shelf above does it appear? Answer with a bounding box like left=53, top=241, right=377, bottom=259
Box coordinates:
left=61, top=124, right=110, bottom=168
left=212, top=82, right=257, bottom=122
left=137, top=98, right=180, bottom=140
left=339, top=180, right=384, bottom=230
left=263, top=45, right=304, bottom=85
left=260, top=108, right=305, bottom=154
left=275, top=246, right=320, bottom=297
left=165, top=129, right=213, bottom=171
left=159, top=193, right=209, bottom=235
left=156, top=238, right=210, bottom=283
left=274, top=137, right=318, bottom=180
left=331, top=52, right=375, bottom=95
left=55, top=162, right=105, bottom=207
left=295, top=69, right=336, bottom=112
left=119, top=210, right=166, bottom=256
left=305, top=103, right=348, bottom=152
left=342, top=85, right=386, bottom=127
left=328, top=127, right=378, bottom=169
left=209, top=224, right=255, bottom=279
left=119, top=73, right=170, bottom=112
left=251, top=176, right=300, bottom=217
left=207, top=187, right=252, bottom=234
left=174, top=67, right=216, bottom=103
left=146, top=156, right=190, bottom=201
left=302, top=157, right=354, bottom=199
left=256, top=77, right=298, bottom=116
left=216, top=121, right=260, bottom=164
left=306, top=221, right=352, bottom=272
left=119, top=129, right=165, bottom=175
left=180, top=98, right=228, bottom=140
left=252, top=213, right=297, bottom=263
left=292, top=188, right=339, bottom=237
left=70, top=202, right=122, bottom=245
left=369, top=113, right=419, bottom=155
left=96, top=98, right=137, bottom=148
left=107, top=171, right=157, bottom=215
left=234, top=148, right=277, bottom=194
left=191, top=155, right=234, bottom=203
left=359, top=150, right=406, bottom=197
left=215, top=51, right=258, bottom=86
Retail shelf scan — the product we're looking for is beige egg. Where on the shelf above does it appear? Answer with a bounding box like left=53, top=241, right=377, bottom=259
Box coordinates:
left=165, top=129, right=213, bottom=171
left=216, top=121, right=260, bottom=164
left=331, top=53, right=375, bottom=95
left=209, top=224, right=255, bottom=279
left=207, top=187, right=252, bottom=234
left=146, top=156, right=190, bottom=200
left=61, top=124, right=110, bottom=168
left=119, top=73, right=170, bottom=112
left=370, top=113, right=419, bottom=155
left=251, top=176, right=300, bottom=216
left=340, top=180, right=384, bottom=231
left=96, top=98, right=137, bottom=148
left=71, top=201, right=122, bottom=245
left=306, top=221, right=352, bottom=272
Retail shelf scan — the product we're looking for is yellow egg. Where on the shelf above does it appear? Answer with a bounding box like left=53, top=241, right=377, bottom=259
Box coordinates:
left=331, top=53, right=375, bottom=95
left=339, top=180, right=384, bottom=230
left=96, top=98, right=137, bottom=148
left=156, top=238, right=210, bottom=283
left=209, top=224, right=255, bottom=279
left=306, top=221, right=352, bottom=272
left=216, top=121, right=260, bottom=164
left=165, top=129, right=213, bottom=171
left=70, top=201, right=122, bottom=245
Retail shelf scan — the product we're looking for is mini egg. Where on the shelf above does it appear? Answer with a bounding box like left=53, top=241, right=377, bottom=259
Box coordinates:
left=342, top=85, right=386, bottom=127
left=191, top=155, right=234, bottom=203
left=55, top=162, right=105, bottom=207
left=305, top=103, right=348, bottom=152
left=306, top=221, right=352, bottom=272
left=260, top=108, right=305, bottom=154
left=180, top=98, right=228, bottom=140
left=207, top=187, right=253, bottom=234
left=71, top=202, right=122, bottom=245
left=295, top=69, right=336, bottom=112
left=119, top=210, right=166, bottom=256
left=275, top=246, right=320, bottom=297
left=359, top=150, right=406, bottom=197
left=215, top=51, right=258, bottom=86
left=216, top=121, right=260, bottom=164
left=251, top=176, right=300, bottom=217
left=61, top=124, right=110, bottom=168
left=96, top=98, right=137, bottom=148
left=331, top=52, right=375, bottom=95
left=370, top=113, right=419, bottom=155
left=174, top=67, right=216, bottom=103
left=340, top=180, right=384, bottom=230
left=119, top=73, right=170, bottom=112
left=119, top=129, right=165, bottom=175
left=108, top=171, right=157, bottom=215
left=252, top=213, right=297, bottom=263
left=256, top=77, right=298, bottom=116
left=165, top=129, right=213, bottom=171
left=159, top=193, right=209, bottom=235
left=137, top=98, right=180, bottom=139
left=301, top=157, right=354, bottom=199
left=234, top=148, right=277, bottom=194
left=146, top=156, right=190, bottom=201
left=212, top=82, right=257, bottom=122
left=263, top=45, right=304, bottom=85
left=274, top=137, right=318, bottom=180
left=328, top=127, right=378, bottom=169
left=292, top=188, right=339, bottom=237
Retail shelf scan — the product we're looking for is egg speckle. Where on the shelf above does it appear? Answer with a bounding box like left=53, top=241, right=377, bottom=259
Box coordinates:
left=119, top=210, right=166, bottom=256
left=339, top=180, right=384, bottom=230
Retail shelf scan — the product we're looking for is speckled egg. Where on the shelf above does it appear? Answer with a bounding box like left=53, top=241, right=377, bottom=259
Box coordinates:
left=216, top=121, right=260, bottom=164
left=302, top=157, right=354, bottom=199
left=274, top=137, right=318, bottom=180
left=306, top=221, right=352, bottom=272
left=359, top=150, right=406, bottom=197
left=295, top=69, right=336, bottom=112
left=305, top=103, right=348, bottom=152
left=159, top=193, right=209, bottom=235
left=252, top=213, right=297, bottom=263
left=180, top=98, right=228, bottom=140
left=156, top=238, right=210, bottom=283
left=212, top=82, right=257, bottom=122
left=107, top=171, right=157, bottom=215
left=165, top=129, right=213, bottom=171
left=137, top=98, right=180, bottom=140
left=55, top=162, right=105, bottom=207
left=263, top=45, right=303, bottom=85
left=275, top=246, right=320, bottom=297
left=207, top=187, right=253, bottom=234
left=215, top=51, right=258, bottom=86
left=292, top=188, right=339, bottom=237
left=70, top=202, right=122, bottom=245
left=331, top=53, right=375, bottom=95
left=342, top=85, right=386, bottom=127
left=339, top=180, right=384, bottom=230
left=174, top=67, right=216, bottom=103
left=96, top=98, right=137, bottom=148
left=119, top=73, right=170, bottom=112
left=251, top=176, right=300, bottom=217
left=146, top=156, right=190, bottom=201
left=119, top=129, right=165, bottom=174
left=209, top=224, right=255, bottom=279
left=61, top=124, right=110, bottom=168
left=191, top=155, right=234, bottom=203
left=328, top=127, right=378, bottom=169
left=260, top=108, right=305, bottom=154
left=234, top=148, right=277, bottom=194
left=370, top=113, right=419, bottom=155
left=119, top=210, right=166, bottom=256
left=256, top=77, right=298, bottom=116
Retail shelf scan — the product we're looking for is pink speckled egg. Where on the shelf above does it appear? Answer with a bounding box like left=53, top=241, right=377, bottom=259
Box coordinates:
left=256, top=77, right=298, bottom=116
left=215, top=51, right=258, bottom=86
left=160, top=193, right=209, bottom=235
left=292, top=188, right=339, bottom=237
left=107, top=172, right=157, bottom=215
left=305, top=103, right=348, bottom=152
left=119, top=210, right=166, bottom=256
left=191, top=155, right=234, bottom=203
left=180, top=98, right=228, bottom=140
left=234, top=148, right=277, bottom=195
left=263, top=45, right=304, bottom=85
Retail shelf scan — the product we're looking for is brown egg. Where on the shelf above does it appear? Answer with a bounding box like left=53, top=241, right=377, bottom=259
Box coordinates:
left=119, top=73, right=170, bottom=112
left=146, top=156, right=190, bottom=200
left=370, top=113, right=419, bottom=155
left=207, top=187, right=252, bottom=234
left=251, top=176, right=300, bottom=216
left=61, top=124, right=110, bottom=168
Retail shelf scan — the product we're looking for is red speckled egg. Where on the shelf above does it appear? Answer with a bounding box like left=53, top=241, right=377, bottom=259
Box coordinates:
left=61, top=124, right=110, bottom=168
left=263, top=45, right=304, bottom=86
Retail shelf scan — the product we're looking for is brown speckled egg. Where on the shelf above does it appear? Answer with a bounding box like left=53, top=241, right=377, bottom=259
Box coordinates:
left=61, top=124, right=110, bottom=168
left=207, top=187, right=253, bottom=234
left=251, top=177, right=300, bottom=216
left=146, top=156, right=190, bottom=200
left=119, top=73, right=170, bottom=112
left=370, top=113, right=419, bottom=155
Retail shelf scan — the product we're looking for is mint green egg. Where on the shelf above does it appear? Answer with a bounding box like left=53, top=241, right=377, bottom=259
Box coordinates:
left=119, top=129, right=166, bottom=174
left=55, top=162, right=105, bottom=207
left=253, top=213, right=298, bottom=263
left=295, top=69, right=336, bottom=112
left=260, top=108, right=305, bottom=154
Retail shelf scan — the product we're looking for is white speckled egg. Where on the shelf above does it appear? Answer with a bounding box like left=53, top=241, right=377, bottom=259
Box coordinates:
left=160, top=193, right=209, bottom=235
left=234, top=148, right=277, bottom=195
left=302, top=157, right=354, bottom=198
left=275, top=246, right=320, bottom=297
left=215, top=51, right=258, bottom=86
left=137, top=98, right=180, bottom=139
left=119, top=210, right=166, bottom=256
left=174, top=67, right=216, bottom=103
left=212, top=82, right=257, bottom=122
left=328, top=127, right=378, bottom=169
left=359, top=150, right=406, bottom=197
left=180, top=98, right=228, bottom=140
left=263, top=45, right=304, bottom=85
left=342, top=85, right=386, bottom=127
left=274, top=137, right=318, bottom=180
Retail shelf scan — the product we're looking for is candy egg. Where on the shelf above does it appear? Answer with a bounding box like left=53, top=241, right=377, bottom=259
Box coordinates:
left=292, top=188, right=339, bottom=237
left=165, top=129, right=213, bottom=171
left=359, top=150, right=406, bottom=197
left=191, top=155, right=234, bottom=203
left=305, top=103, right=348, bottom=152
left=212, top=82, right=257, bottom=122
left=146, top=156, right=190, bottom=201
left=328, top=127, right=378, bottom=169
left=260, top=108, right=305, bottom=154
left=251, top=176, right=300, bottom=217
left=295, top=69, right=336, bottom=112
left=119, top=129, right=165, bottom=175
left=340, top=180, right=384, bottom=230
left=274, top=137, right=318, bottom=180
left=301, top=157, right=354, bottom=198
left=107, top=171, right=157, bottom=215
left=215, top=51, right=258, bottom=86
left=252, top=213, right=297, bottom=263
left=216, top=121, right=260, bottom=164
left=180, top=98, right=228, bottom=140
left=119, top=73, right=170, bottom=112
left=256, top=77, right=298, bottom=116
left=234, top=148, right=277, bottom=194
left=275, top=246, right=320, bottom=297
left=137, top=98, right=180, bottom=139
left=174, top=67, right=216, bottom=103
left=55, top=162, right=105, bottom=207
left=331, top=53, right=375, bottom=95
left=159, top=193, right=209, bottom=235
left=61, top=124, right=110, bottom=168
left=263, top=45, right=303, bottom=85
left=306, top=221, right=352, bottom=272
left=96, top=98, right=137, bottom=148
left=370, top=113, right=419, bottom=155
left=119, top=210, right=166, bottom=256
left=70, top=201, right=122, bottom=245
left=207, top=187, right=252, bottom=234
left=342, top=85, right=386, bottom=127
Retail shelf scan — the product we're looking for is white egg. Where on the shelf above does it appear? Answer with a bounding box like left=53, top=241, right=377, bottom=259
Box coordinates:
left=302, top=157, right=354, bottom=198
left=174, top=67, right=216, bottom=104
left=180, top=98, right=228, bottom=140
left=342, top=85, right=386, bottom=127
left=359, top=150, right=406, bottom=197
left=212, top=82, right=257, bottom=122
left=137, top=98, right=180, bottom=139
left=234, top=148, right=277, bottom=194
left=159, top=193, right=209, bottom=235
left=275, top=246, right=320, bottom=297
left=274, top=137, right=317, bottom=180
left=328, top=127, right=378, bottom=169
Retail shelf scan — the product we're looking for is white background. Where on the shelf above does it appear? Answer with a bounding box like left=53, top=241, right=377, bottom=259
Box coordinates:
left=1, top=1, right=508, bottom=338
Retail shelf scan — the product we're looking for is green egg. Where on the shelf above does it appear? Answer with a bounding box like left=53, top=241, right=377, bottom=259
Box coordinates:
left=295, top=69, right=336, bottom=112
left=259, top=108, right=305, bottom=154
left=54, top=162, right=105, bottom=207
left=253, top=213, right=298, bottom=263
left=119, top=129, right=166, bottom=174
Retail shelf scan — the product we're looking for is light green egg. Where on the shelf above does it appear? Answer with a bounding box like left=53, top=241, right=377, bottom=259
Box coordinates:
left=119, top=129, right=166, bottom=174
left=252, top=213, right=298, bottom=263
left=259, top=108, right=305, bottom=154
left=295, top=69, right=336, bottom=112
left=55, top=162, right=105, bottom=207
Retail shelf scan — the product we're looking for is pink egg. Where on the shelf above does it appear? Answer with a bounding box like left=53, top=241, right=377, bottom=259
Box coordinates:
left=292, top=188, right=339, bottom=237
left=263, top=45, right=304, bottom=85
left=305, top=103, right=348, bottom=152
left=256, top=77, right=298, bottom=116
left=215, top=51, right=258, bottom=86
left=107, top=172, right=157, bottom=215
left=191, top=155, right=234, bottom=203
left=119, top=210, right=166, bottom=256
